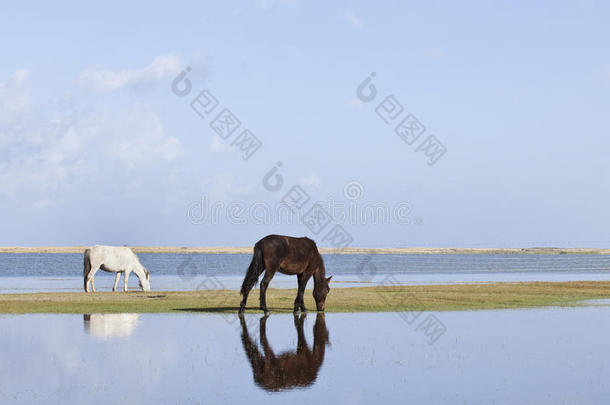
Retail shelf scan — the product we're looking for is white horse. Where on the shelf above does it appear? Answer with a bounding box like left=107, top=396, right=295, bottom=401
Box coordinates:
left=84, top=245, right=151, bottom=292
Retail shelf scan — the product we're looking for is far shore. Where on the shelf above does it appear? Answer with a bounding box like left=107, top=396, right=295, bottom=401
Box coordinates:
left=1, top=246, right=610, bottom=255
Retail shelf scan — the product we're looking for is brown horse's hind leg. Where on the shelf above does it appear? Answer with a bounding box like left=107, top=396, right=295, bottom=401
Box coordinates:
left=239, top=291, right=250, bottom=314
left=260, top=268, right=277, bottom=315
left=294, top=273, right=310, bottom=313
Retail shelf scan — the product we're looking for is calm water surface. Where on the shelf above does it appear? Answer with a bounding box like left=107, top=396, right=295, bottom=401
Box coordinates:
left=2, top=253, right=610, bottom=293
left=1, top=308, right=610, bottom=404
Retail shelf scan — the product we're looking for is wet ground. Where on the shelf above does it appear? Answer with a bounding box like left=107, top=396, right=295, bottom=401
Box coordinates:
left=2, top=307, right=609, bottom=404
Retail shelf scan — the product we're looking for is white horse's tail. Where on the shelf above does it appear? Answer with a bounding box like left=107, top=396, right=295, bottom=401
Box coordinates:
left=83, top=249, right=92, bottom=291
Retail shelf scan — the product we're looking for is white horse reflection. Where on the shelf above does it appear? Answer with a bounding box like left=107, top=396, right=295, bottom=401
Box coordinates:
left=83, top=313, right=140, bottom=339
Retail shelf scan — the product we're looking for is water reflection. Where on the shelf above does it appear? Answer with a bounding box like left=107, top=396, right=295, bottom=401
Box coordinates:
left=83, top=313, right=140, bottom=339
left=239, top=313, right=329, bottom=392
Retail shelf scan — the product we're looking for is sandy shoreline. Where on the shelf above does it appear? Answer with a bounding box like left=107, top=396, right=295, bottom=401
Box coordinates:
left=1, top=246, right=610, bottom=255
left=2, top=281, right=610, bottom=313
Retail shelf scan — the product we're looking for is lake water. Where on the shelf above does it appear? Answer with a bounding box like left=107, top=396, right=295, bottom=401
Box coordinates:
left=2, top=308, right=610, bottom=404
left=2, top=253, right=610, bottom=293
left=4, top=254, right=610, bottom=403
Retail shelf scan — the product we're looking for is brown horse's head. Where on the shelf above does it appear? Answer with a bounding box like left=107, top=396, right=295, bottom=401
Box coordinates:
left=313, top=276, right=332, bottom=311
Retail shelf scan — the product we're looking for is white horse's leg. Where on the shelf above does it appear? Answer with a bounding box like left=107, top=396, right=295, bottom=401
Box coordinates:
left=86, top=267, right=99, bottom=293
left=113, top=273, right=121, bottom=292
left=124, top=270, right=130, bottom=292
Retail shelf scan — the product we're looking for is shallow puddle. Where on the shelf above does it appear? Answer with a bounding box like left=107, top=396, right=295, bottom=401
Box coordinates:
left=1, top=308, right=609, bottom=404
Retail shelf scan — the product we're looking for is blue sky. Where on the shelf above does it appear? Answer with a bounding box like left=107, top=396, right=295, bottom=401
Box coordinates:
left=0, top=0, right=609, bottom=247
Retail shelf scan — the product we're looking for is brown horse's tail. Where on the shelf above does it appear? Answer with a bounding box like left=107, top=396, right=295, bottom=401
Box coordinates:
left=241, top=242, right=264, bottom=296
left=83, top=248, right=92, bottom=291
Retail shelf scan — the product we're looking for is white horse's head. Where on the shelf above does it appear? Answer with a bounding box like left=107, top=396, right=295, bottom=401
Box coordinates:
left=138, top=269, right=151, bottom=291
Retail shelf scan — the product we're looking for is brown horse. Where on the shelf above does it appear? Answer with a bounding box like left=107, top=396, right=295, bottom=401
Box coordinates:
left=239, top=313, right=329, bottom=392
left=239, top=235, right=332, bottom=314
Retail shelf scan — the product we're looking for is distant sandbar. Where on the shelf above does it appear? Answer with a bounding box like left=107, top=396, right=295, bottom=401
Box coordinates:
left=1, top=246, right=609, bottom=255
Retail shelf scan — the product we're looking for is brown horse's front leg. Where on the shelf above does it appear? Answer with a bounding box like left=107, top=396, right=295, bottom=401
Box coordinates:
left=294, top=273, right=309, bottom=313
left=259, top=269, right=275, bottom=315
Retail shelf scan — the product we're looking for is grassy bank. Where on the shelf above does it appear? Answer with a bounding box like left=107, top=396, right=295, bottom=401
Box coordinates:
left=2, top=281, right=610, bottom=314
left=1, top=246, right=610, bottom=255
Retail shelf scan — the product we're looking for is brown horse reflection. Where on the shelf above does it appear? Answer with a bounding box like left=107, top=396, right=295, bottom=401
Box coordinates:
left=239, top=313, right=329, bottom=392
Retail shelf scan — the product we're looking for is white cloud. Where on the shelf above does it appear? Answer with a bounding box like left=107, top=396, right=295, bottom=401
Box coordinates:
left=287, top=45, right=303, bottom=58
left=13, top=69, right=28, bottom=83
left=106, top=109, right=184, bottom=168
left=255, top=0, right=272, bottom=8
left=0, top=56, right=196, bottom=208
left=33, top=198, right=52, bottom=209
left=0, top=70, right=183, bottom=204
left=0, top=68, right=30, bottom=127
left=299, top=174, right=321, bottom=188
left=343, top=11, right=363, bottom=30
left=0, top=117, right=87, bottom=200
left=234, top=0, right=298, bottom=14
left=200, top=172, right=253, bottom=201
left=347, top=96, right=364, bottom=109
left=210, top=136, right=236, bottom=154
left=0, top=107, right=183, bottom=201
left=254, top=0, right=298, bottom=9
left=420, top=48, right=447, bottom=59
left=78, top=54, right=184, bottom=91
